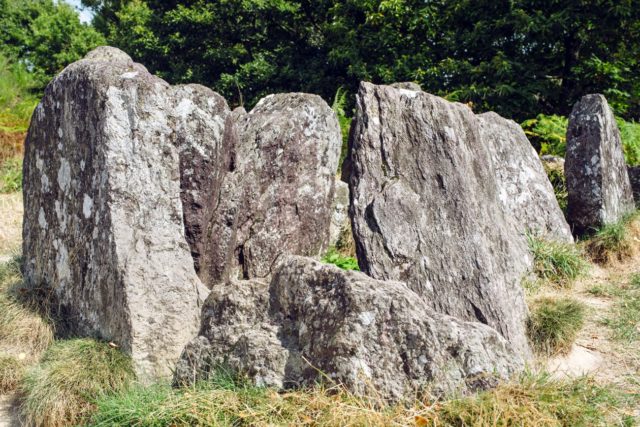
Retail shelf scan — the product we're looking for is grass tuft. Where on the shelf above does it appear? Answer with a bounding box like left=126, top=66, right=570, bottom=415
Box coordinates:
left=0, top=257, right=54, bottom=360
left=20, top=338, right=136, bottom=427
left=88, top=372, right=636, bottom=427
left=0, top=354, right=24, bottom=393
left=321, top=247, right=359, bottom=271
left=528, top=235, right=588, bottom=286
left=527, top=297, right=586, bottom=356
left=585, top=212, right=639, bottom=264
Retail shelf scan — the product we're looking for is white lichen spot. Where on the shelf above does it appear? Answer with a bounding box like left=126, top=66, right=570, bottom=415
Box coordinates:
left=41, top=173, right=50, bottom=192
left=398, top=88, right=419, bottom=97
left=121, top=71, right=139, bottom=79
left=36, top=154, right=44, bottom=171
left=444, top=126, right=456, bottom=141
left=83, top=194, right=93, bottom=219
left=80, top=160, right=85, bottom=171
left=358, top=311, right=375, bottom=326
left=58, top=127, right=63, bottom=138
left=56, top=242, right=71, bottom=282
left=38, top=208, right=48, bottom=230
left=175, top=98, right=195, bottom=118
left=57, top=158, right=71, bottom=192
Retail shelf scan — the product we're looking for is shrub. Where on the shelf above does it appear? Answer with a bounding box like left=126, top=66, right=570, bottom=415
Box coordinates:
left=322, top=248, right=359, bottom=271
left=0, top=354, right=24, bottom=393
left=521, top=114, right=568, bottom=156
left=527, top=297, right=586, bottom=355
left=618, top=117, right=640, bottom=166
left=0, top=55, right=38, bottom=133
left=0, top=156, right=22, bottom=193
left=527, top=235, right=587, bottom=286
left=20, top=338, right=136, bottom=427
left=585, top=212, right=638, bottom=264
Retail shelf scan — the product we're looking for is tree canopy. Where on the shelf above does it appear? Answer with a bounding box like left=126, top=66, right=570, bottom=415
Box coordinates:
left=0, top=0, right=105, bottom=89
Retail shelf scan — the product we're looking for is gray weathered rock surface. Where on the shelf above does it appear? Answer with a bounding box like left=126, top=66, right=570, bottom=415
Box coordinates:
left=22, top=47, right=208, bottom=380
left=175, top=256, right=524, bottom=400
left=198, top=93, right=342, bottom=286
left=628, top=166, right=640, bottom=207
left=347, top=82, right=532, bottom=357
left=566, top=94, right=635, bottom=234
left=329, top=180, right=350, bottom=247
left=478, top=112, right=573, bottom=242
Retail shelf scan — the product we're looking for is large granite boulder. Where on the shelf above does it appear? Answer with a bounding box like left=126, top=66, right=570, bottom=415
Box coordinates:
left=478, top=112, right=573, bottom=242
left=565, top=94, right=635, bottom=234
left=22, top=47, right=209, bottom=380
left=198, top=94, right=342, bottom=286
left=346, top=82, right=532, bottom=357
left=174, top=256, right=524, bottom=400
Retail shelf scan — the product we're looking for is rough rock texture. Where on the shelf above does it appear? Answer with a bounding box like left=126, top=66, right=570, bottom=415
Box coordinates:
left=175, top=256, right=524, bottom=400
left=478, top=112, right=573, bottom=242
left=22, top=47, right=208, bottom=380
left=198, top=94, right=342, bottom=286
left=171, top=85, right=233, bottom=274
left=347, top=82, right=532, bottom=357
left=566, top=94, right=635, bottom=234
left=329, top=180, right=350, bottom=247
left=628, top=166, right=640, bottom=207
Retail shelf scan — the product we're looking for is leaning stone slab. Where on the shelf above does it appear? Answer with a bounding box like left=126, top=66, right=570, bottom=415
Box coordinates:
left=347, top=82, right=531, bottom=357
left=478, top=112, right=573, bottom=242
left=22, top=47, right=208, bottom=380
left=565, top=94, right=635, bottom=234
left=174, top=256, right=524, bottom=400
left=198, top=93, right=342, bottom=286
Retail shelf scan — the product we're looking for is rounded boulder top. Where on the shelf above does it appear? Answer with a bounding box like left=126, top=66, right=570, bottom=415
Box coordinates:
left=84, top=46, right=132, bottom=63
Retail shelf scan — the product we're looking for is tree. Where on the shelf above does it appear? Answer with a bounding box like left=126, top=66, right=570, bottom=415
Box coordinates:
left=0, top=0, right=105, bottom=89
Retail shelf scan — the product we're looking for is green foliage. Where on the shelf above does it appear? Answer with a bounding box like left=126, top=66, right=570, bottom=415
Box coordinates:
left=521, top=115, right=568, bottom=156
left=322, top=248, right=359, bottom=271
left=528, top=235, right=587, bottom=287
left=332, top=87, right=351, bottom=172
left=0, top=55, right=38, bottom=132
left=86, top=1, right=640, bottom=119
left=527, top=297, right=586, bottom=356
left=0, top=0, right=105, bottom=89
left=21, top=338, right=135, bottom=427
left=618, top=118, right=640, bottom=167
left=602, top=274, right=640, bottom=343
left=0, top=157, right=22, bottom=193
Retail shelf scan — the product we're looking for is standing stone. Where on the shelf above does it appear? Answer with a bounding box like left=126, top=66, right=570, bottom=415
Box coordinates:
left=566, top=94, right=635, bottom=234
left=628, top=166, right=640, bottom=207
left=171, top=85, right=233, bottom=274
left=347, top=82, right=531, bottom=357
left=198, top=94, right=342, bottom=286
left=175, top=256, right=524, bottom=400
left=328, top=180, right=350, bottom=247
left=22, top=47, right=208, bottom=381
left=478, top=112, right=573, bottom=242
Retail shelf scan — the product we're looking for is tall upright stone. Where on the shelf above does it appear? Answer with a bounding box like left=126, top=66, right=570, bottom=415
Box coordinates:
left=22, top=47, right=209, bottom=380
left=478, top=113, right=573, bottom=242
left=347, top=82, right=532, bottom=357
left=198, top=94, right=342, bottom=286
left=565, top=94, right=635, bottom=234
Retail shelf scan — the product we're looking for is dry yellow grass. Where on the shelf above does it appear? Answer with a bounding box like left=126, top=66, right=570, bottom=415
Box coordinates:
left=0, top=192, right=22, bottom=256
